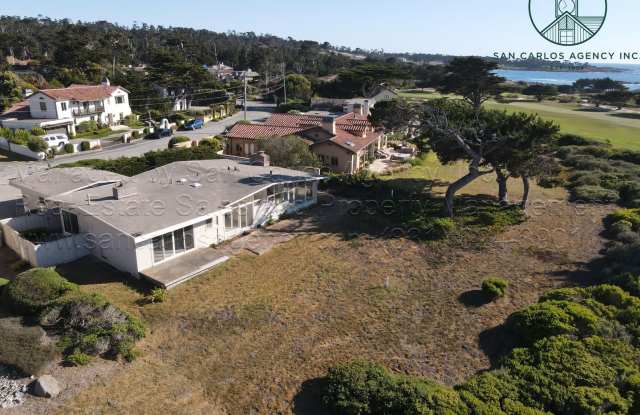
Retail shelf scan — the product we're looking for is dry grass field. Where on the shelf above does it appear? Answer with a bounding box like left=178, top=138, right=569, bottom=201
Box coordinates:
left=34, top=158, right=612, bottom=415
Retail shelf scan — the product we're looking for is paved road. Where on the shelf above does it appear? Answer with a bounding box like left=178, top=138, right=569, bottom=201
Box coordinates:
left=50, top=101, right=274, bottom=166
left=0, top=102, right=274, bottom=218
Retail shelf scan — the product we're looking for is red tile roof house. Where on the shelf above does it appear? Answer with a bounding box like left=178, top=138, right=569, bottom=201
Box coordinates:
left=225, top=110, right=387, bottom=174
left=0, top=80, right=132, bottom=136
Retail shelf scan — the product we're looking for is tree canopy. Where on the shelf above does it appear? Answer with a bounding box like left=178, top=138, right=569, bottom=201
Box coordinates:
left=437, top=57, right=505, bottom=111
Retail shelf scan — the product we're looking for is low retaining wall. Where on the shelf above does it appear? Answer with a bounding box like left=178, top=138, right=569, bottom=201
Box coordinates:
left=0, top=137, right=45, bottom=160
left=0, top=216, right=89, bottom=267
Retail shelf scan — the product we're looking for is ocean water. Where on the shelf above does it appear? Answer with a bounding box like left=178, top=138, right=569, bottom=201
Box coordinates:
left=495, top=64, right=640, bottom=90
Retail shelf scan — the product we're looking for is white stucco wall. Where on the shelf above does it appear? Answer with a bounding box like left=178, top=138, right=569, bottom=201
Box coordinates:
left=28, top=94, right=58, bottom=119
left=76, top=212, right=139, bottom=275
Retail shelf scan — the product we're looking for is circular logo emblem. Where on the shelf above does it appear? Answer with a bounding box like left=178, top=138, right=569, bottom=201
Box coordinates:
left=529, top=0, right=607, bottom=46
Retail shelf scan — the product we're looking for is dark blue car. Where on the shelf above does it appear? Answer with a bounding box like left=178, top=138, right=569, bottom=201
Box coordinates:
left=183, top=118, right=205, bottom=130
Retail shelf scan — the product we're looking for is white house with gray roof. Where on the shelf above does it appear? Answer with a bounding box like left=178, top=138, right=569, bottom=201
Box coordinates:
left=4, top=160, right=322, bottom=288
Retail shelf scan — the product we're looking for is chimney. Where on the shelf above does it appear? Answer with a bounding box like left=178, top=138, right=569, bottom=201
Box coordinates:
left=112, top=182, right=138, bottom=200
left=251, top=151, right=271, bottom=167
left=353, top=103, right=363, bottom=116
left=321, top=116, right=336, bottom=135
left=364, top=100, right=371, bottom=115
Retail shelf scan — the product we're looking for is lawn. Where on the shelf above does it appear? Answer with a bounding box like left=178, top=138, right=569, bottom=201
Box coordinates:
left=48, top=156, right=611, bottom=415
left=400, top=91, right=640, bottom=151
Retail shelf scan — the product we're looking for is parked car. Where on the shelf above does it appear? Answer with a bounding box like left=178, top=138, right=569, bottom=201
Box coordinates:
left=183, top=119, right=204, bottom=130
left=42, top=134, right=69, bottom=149
left=147, top=128, right=173, bottom=140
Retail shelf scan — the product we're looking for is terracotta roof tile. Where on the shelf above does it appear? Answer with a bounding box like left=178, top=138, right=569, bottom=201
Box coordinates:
left=36, top=85, right=124, bottom=102
left=226, top=124, right=307, bottom=139
left=225, top=112, right=382, bottom=153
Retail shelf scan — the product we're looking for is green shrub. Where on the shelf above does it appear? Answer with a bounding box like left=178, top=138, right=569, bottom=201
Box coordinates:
left=57, top=146, right=222, bottom=177
left=0, top=127, right=14, bottom=140
left=2, top=268, right=77, bottom=315
left=131, top=130, right=140, bottom=139
left=0, top=317, right=60, bottom=375
left=199, top=137, right=222, bottom=151
left=557, top=134, right=600, bottom=147
left=431, top=218, right=456, bottom=238
left=27, top=136, right=48, bottom=153
left=323, top=360, right=468, bottom=415
left=608, top=274, right=640, bottom=297
left=619, top=182, right=640, bottom=207
left=571, top=185, right=619, bottom=204
left=146, top=287, right=167, bottom=304
left=30, top=127, right=46, bottom=136
left=606, top=209, right=640, bottom=230
left=168, top=136, right=191, bottom=148
left=64, top=349, right=92, bottom=366
left=77, top=120, right=99, bottom=133
left=482, top=278, right=509, bottom=300
left=0, top=277, right=9, bottom=292
left=80, top=141, right=91, bottom=151
left=11, top=129, right=31, bottom=145
left=507, top=301, right=602, bottom=345
left=63, top=143, right=75, bottom=154
left=41, top=291, right=145, bottom=361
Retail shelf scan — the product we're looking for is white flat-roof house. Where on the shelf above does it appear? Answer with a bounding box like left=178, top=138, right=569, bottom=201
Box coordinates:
left=0, top=80, right=132, bottom=135
left=3, top=159, right=323, bottom=288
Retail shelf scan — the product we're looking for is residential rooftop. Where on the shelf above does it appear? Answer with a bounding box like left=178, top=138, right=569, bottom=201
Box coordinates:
left=12, top=160, right=321, bottom=239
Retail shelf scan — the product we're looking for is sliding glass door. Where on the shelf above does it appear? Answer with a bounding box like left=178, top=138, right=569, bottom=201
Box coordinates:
left=151, top=225, right=195, bottom=264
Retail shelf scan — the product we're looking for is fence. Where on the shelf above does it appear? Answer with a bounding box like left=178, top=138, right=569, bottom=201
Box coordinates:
left=0, top=215, right=89, bottom=267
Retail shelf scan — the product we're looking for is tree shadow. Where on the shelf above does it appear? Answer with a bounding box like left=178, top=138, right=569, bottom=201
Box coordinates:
left=292, top=377, right=330, bottom=415
left=478, top=324, right=517, bottom=368
left=458, top=290, right=491, bottom=308
left=55, top=255, right=151, bottom=294
left=609, top=113, right=640, bottom=120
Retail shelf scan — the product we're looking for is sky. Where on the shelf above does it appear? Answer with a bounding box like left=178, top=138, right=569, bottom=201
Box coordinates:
left=2, top=0, right=638, bottom=62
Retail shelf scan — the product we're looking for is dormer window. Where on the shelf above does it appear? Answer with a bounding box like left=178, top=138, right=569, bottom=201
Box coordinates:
left=61, top=102, right=67, bottom=111
left=40, top=102, right=47, bottom=111
left=115, top=96, right=125, bottom=104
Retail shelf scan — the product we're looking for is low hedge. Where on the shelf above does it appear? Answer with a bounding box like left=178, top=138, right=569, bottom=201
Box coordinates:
left=2, top=268, right=78, bottom=315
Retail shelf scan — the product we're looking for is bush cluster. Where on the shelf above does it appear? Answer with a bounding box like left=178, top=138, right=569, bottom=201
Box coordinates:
left=323, top=279, right=640, bottom=414
left=42, top=291, right=145, bottom=364
left=601, top=209, right=640, bottom=276
left=555, top=135, right=640, bottom=207
left=2, top=268, right=145, bottom=365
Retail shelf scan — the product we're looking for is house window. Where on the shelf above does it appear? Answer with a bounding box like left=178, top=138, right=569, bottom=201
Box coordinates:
left=206, top=218, right=213, bottom=228
left=115, top=96, right=125, bottom=104
left=331, top=157, right=339, bottom=166
left=39, top=102, right=47, bottom=111
left=224, top=213, right=232, bottom=229
left=61, top=102, right=68, bottom=111
left=151, top=225, right=195, bottom=264
left=62, top=211, right=79, bottom=234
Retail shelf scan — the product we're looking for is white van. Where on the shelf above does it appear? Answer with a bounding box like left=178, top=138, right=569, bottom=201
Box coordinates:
left=42, top=134, right=70, bottom=149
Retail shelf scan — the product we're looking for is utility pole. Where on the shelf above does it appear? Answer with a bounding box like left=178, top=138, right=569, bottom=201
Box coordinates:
left=243, top=72, right=248, bottom=121
left=282, top=63, right=287, bottom=105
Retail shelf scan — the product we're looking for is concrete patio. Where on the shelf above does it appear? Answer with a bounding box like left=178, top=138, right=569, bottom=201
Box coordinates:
left=141, top=248, right=230, bottom=289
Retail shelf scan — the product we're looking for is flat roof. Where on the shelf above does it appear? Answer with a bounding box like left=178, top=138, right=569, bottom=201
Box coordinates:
left=42, top=160, right=320, bottom=238
left=10, top=167, right=127, bottom=198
